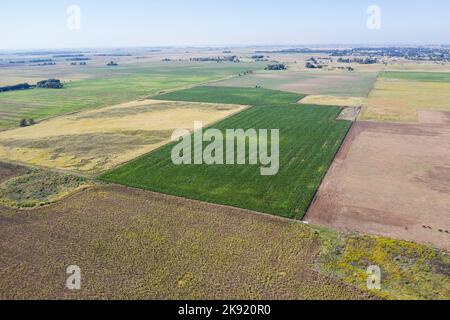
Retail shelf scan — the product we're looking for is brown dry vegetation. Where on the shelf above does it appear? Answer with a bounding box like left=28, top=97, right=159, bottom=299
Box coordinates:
left=0, top=184, right=369, bottom=300
left=0, top=99, right=246, bottom=174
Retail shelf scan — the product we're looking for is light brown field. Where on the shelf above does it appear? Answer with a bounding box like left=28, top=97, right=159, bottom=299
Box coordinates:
left=299, top=95, right=366, bottom=108
left=306, top=121, right=450, bottom=251
left=0, top=99, right=247, bottom=174
left=362, top=78, right=450, bottom=122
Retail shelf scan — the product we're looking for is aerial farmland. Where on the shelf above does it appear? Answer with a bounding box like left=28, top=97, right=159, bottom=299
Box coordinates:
left=0, top=1, right=449, bottom=306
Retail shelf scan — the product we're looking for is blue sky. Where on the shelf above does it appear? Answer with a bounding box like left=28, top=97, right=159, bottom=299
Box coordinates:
left=1, top=0, right=449, bottom=49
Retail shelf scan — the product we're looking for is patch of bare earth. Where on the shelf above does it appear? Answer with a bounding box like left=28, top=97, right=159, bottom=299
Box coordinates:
left=0, top=185, right=369, bottom=300
left=306, top=121, right=450, bottom=251
left=0, top=162, right=28, bottom=184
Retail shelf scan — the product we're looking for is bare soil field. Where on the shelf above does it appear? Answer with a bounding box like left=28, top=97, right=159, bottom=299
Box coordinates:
left=0, top=185, right=368, bottom=300
left=0, top=99, right=246, bottom=174
left=306, top=121, right=450, bottom=251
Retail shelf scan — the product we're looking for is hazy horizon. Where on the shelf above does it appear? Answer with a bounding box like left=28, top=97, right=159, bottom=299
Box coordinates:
left=2, top=0, right=450, bottom=50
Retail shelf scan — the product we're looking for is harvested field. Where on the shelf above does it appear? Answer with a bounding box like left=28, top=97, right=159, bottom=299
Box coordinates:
left=418, top=110, right=450, bottom=125
left=362, top=72, right=450, bottom=122
left=210, top=70, right=377, bottom=97
left=0, top=61, right=262, bottom=130
left=319, top=229, right=450, bottom=300
left=299, top=95, right=366, bottom=108
left=306, top=121, right=450, bottom=251
left=0, top=100, right=246, bottom=174
left=0, top=185, right=368, bottom=300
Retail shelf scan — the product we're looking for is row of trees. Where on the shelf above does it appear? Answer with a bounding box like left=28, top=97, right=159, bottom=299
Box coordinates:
left=19, top=118, right=36, bottom=127
left=0, top=83, right=32, bottom=92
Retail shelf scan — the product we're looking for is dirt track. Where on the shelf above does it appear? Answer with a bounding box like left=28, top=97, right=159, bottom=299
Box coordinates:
left=306, top=120, right=450, bottom=251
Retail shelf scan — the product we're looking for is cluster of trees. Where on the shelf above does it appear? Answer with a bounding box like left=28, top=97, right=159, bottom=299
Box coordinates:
left=0, top=83, right=33, bottom=93
left=0, top=79, right=64, bottom=93
left=36, top=79, right=64, bottom=89
left=265, top=63, right=287, bottom=71
left=238, top=70, right=253, bottom=77
left=19, top=118, right=36, bottom=127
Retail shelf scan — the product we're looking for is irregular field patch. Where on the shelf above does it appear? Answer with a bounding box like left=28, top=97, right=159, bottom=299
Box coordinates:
left=0, top=162, right=28, bottom=184
left=101, top=87, right=351, bottom=219
left=0, top=99, right=246, bottom=174
left=210, top=70, right=377, bottom=97
left=363, top=71, right=450, bottom=122
left=306, top=121, right=450, bottom=251
left=1, top=184, right=447, bottom=300
left=0, top=185, right=368, bottom=300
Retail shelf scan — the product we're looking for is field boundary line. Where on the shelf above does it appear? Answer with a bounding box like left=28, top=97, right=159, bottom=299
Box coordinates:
left=302, top=116, right=355, bottom=222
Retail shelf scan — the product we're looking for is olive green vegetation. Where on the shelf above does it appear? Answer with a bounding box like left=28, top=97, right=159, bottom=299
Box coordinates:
left=0, top=169, right=91, bottom=208
left=381, top=71, right=450, bottom=83
left=318, top=228, right=450, bottom=300
left=0, top=62, right=263, bottom=130
left=101, top=87, right=351, bottom=219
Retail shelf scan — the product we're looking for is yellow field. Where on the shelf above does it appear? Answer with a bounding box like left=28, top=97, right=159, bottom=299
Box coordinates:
left=299, top=95, right=366, bottom=108
left=0, top=99, right=247, bottom=174
left=362, top=78, right=450, bottom=122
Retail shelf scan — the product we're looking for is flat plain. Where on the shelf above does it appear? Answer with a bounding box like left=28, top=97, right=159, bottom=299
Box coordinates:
left=0, top=184, right=369, bottom=300
left=306, top=121, right=450, bottom=250
left=0, top=99, right=246, bottom=174
left=1, top=181, right=448, bottom=300
left=101, top=87, right=351, bottom=219
left=362, top=71, right=450, bottom=122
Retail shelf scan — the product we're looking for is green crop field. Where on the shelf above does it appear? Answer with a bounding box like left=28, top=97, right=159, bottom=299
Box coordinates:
left=381, top=71, right=450, bottom=82
left=0, top=62, right=262, bottom=130
left=101, top=87, right=351, bottom=219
